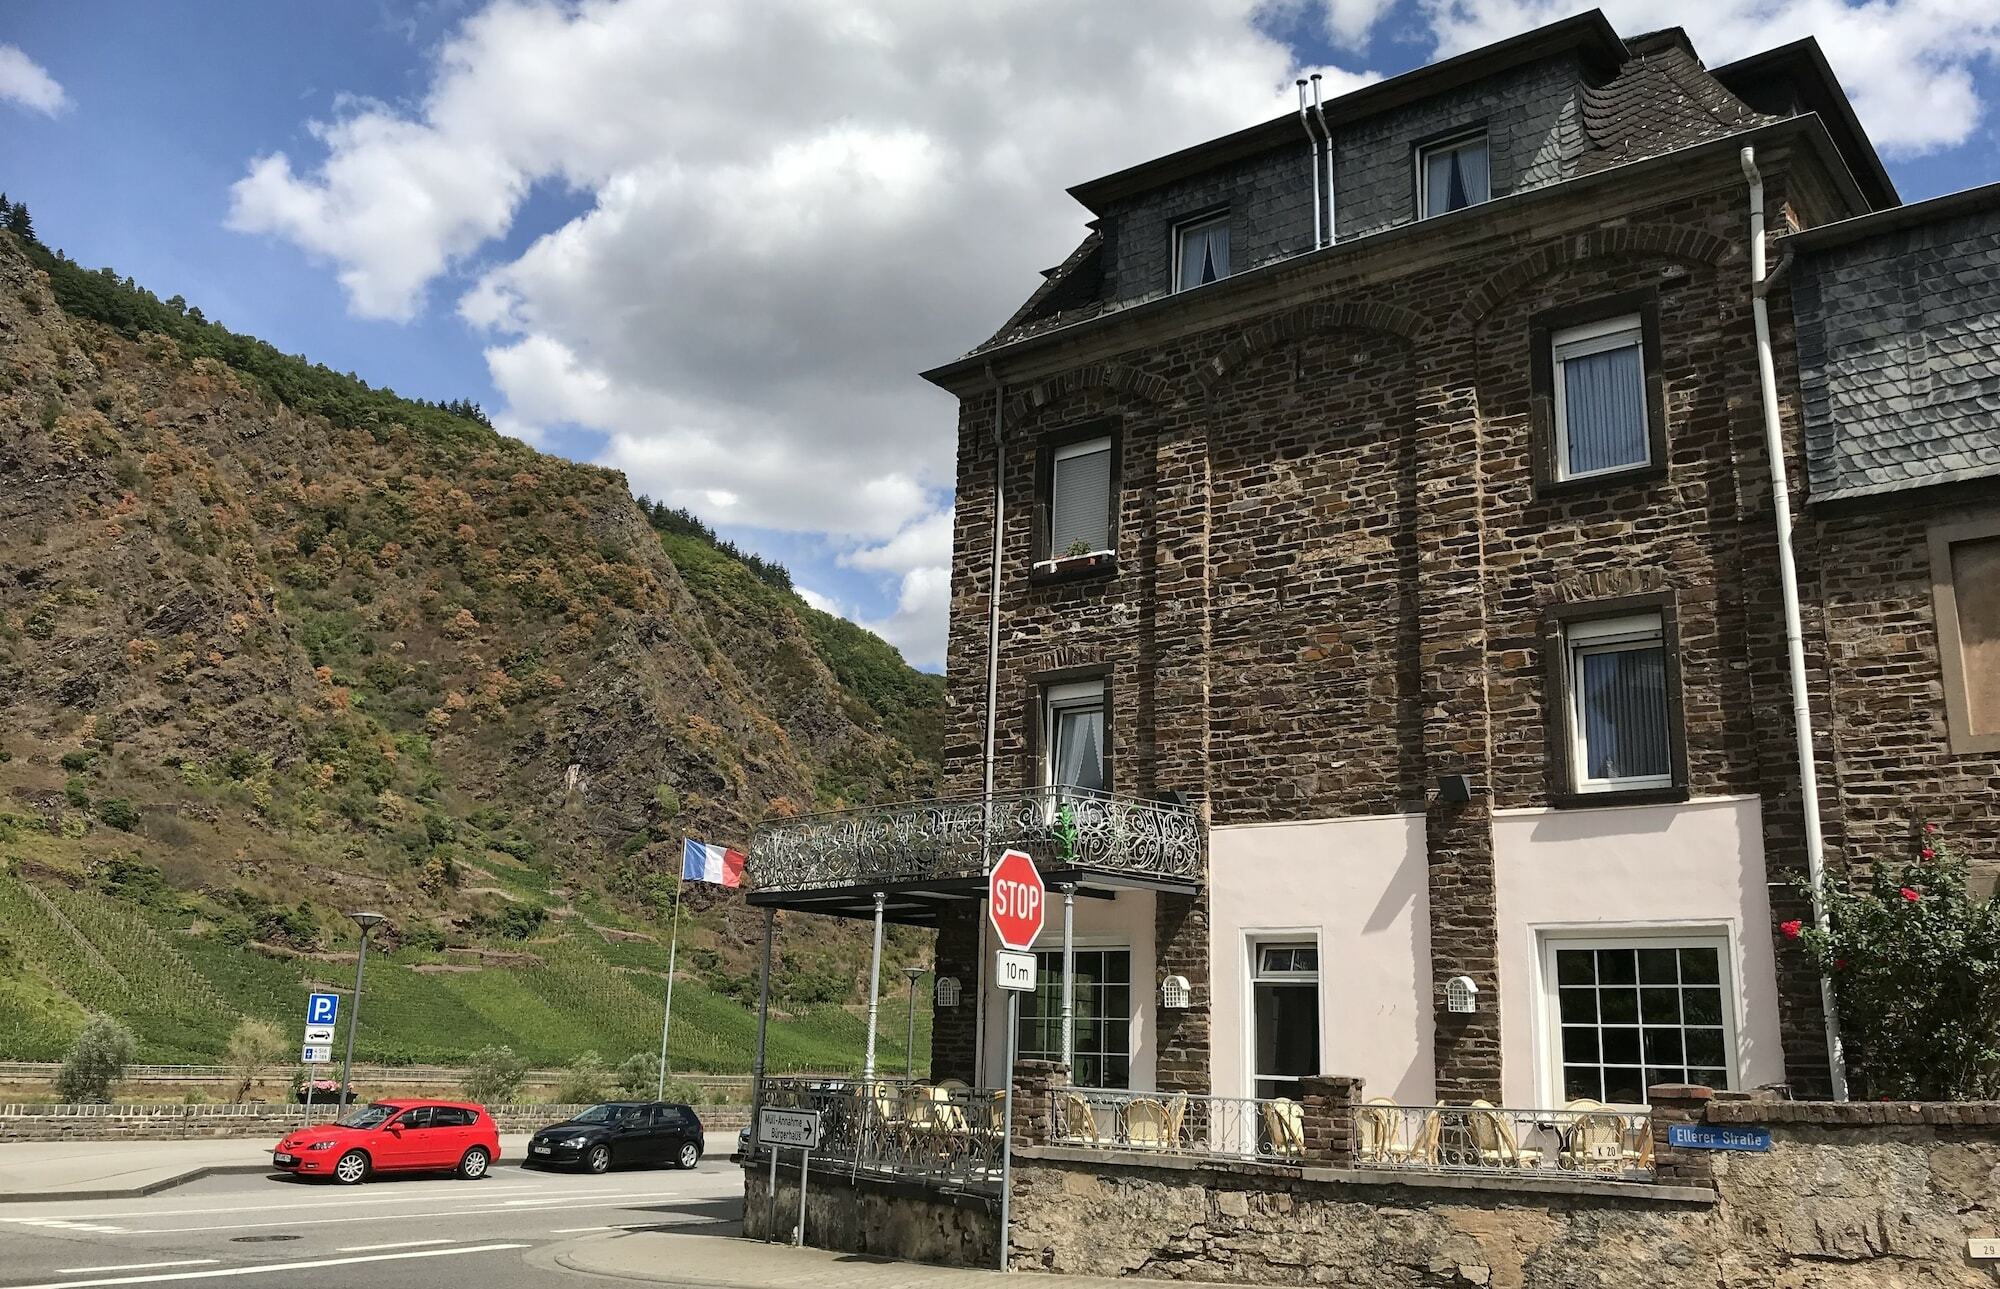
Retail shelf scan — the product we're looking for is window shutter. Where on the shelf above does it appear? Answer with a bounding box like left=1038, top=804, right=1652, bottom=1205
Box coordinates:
left=1050, top=447, right=1112, bottom=555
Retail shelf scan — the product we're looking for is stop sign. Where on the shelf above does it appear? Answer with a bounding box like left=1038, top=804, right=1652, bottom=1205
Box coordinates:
left=987, top=849, right=1046, bottom=951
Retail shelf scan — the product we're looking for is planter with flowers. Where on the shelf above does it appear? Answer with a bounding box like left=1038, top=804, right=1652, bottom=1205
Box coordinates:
left=1788, top=823, right=2000, bottom=1100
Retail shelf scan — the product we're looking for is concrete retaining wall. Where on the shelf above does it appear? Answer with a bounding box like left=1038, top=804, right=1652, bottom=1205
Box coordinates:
left=0, top=1102, right=748, bottom=1142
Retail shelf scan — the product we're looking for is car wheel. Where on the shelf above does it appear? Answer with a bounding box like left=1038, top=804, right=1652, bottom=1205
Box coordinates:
left=586, top=1144, right=611, bottom=1174
left=333, top=1151, right=369, bottom=1185
left=456, top=1147, right=490, bottom=1180
left=675, top=1141, right=701, bottom=1171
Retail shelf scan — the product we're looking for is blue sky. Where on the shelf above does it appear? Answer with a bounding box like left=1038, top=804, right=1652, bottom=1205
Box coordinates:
left=5, top=1, right=1997, bottom=673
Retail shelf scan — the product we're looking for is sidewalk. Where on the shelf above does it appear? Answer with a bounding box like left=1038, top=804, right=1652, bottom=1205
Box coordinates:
left=0, top=1132, right=535, bottom=1201
left=554, top=1227, right=1201, bottom=1289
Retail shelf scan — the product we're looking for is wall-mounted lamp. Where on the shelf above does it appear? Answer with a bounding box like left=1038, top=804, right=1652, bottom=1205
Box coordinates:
left=1445, top=975, right=1480, bottom=1014
left=934, top=976, right=962, bottom=1009
left=1436, top=774, right=1473, bottom=803
left=1159, top=975, right=1192, bottom=1010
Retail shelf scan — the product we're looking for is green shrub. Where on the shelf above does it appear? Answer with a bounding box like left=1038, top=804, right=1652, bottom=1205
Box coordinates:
left=223, top=1018, right=288, bottom=1102
left=56, top=1016, right=137, bottom=1103
left=1793, top=824, right=2000, bottom=1099
left=59, top=750, right=94, bottom=772
left=97, top=799, right=140, bottom=832
left=461, top=1044, right=527, bottom=1104
left=614, top=1052, right=660, bottom=1099
left=555, top=1051, right=608, bottom=1104
left=64, top=776, right=90, bottom=809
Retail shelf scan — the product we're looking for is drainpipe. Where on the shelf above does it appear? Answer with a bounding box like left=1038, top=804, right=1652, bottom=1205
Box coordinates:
left=1296, top=80, right=1323, bottom=250
left=1311, top=74, right=1336, bottom=245
left=978, top=364, right=1005, bottom=1087
left=1740, top=146, right=1847, bottom=1101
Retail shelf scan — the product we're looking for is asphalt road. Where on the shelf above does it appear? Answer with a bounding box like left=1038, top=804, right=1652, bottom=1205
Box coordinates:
left=0, top=1156, right=742, bottom=1289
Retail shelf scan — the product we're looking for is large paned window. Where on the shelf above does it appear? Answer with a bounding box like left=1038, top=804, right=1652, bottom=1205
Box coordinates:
left=1018, top=948, right=1131, bottom=1089
left=1417, top=132, right=1490, bottom=218
left=1546, top=936, right=1736, bottom=1105
left=1250, top=940, right=1319, bottom=1101
left=1044, top=679, right=1106, bottom=793
left=1173, top=213, right=1230, bottom=291
left=1048, top=436, right=1114, bottom=558
left=1553, top=315, right=1650, bottom=479
left=1930, top=516, right=2000, bottom=753
left=1565, top=613, right=1672, bottom=793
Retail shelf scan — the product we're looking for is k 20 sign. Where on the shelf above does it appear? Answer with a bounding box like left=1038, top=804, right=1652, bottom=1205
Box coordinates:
left=987, top=849, right=1046, bottom=951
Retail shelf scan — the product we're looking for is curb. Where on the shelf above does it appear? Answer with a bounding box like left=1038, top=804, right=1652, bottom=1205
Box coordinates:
left=0, top=1162, right=274, bottom=1203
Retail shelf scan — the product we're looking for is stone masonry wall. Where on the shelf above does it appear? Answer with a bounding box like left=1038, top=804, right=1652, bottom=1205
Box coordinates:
left=742, top=1161, right=996, bottom=1269
left=1009, top=1100, right=2000, bottom=1286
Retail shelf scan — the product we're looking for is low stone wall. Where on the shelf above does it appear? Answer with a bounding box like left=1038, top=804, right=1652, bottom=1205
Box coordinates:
left=0, top=1102, right=748, bottom=1143
left=1008, top=1095, right=2000, bottom=1287
left=742, top=1161, right=997, bottom=1269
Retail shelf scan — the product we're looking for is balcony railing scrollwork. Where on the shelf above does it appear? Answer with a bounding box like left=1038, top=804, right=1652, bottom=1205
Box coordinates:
left=749, top=787, right=1203, bottom=894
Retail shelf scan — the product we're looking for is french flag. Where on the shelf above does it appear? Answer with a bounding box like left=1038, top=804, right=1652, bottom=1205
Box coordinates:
left=681, top=838, right=746, bottom=888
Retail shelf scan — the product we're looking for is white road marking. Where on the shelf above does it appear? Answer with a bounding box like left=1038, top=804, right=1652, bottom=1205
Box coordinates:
left=14, top=1220, right=129, bottom=1233
left=6, top=1243, right=529, bottom=1289
left=548, top=1221, right=659, bottom=1233
left=78, top=1192, right=700, bottom=1236
left=6, top=1183, right=548, bottom=1223
left=333, top=1238, right=456, bottom=1252
left=55, top=1262, right=220, bottom=1275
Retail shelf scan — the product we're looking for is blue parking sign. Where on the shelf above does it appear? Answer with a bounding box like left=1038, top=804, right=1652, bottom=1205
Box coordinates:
left=306, top=993, right=339, bottom=1026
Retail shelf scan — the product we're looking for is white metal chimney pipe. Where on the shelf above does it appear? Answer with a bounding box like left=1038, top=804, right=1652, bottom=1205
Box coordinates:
left=1297, top=80, right=1322, bottom=250
left=1311, top=74, right=1335, bottom=245
left=1740, top=145, right=1847, bottom=1101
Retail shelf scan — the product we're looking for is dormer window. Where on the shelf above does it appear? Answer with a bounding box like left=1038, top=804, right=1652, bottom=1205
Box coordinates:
left=1417, top=131, right=1490, bottom=218
left=1173, top=212, right=1230, bottom=291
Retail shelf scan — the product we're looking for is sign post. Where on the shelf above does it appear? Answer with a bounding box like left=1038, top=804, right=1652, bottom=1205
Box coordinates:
left=987, top=848, right=1045, bottom=1274
left=301, top=994, right=339, bottom=1123
left=756, top=1109, right=823, bottom=1245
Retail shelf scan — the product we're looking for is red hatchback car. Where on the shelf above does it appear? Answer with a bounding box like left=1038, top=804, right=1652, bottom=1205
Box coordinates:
left=272, top=1099, right=499, bottom=1185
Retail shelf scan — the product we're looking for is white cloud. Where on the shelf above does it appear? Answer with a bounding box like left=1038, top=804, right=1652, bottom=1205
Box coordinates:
left=232, top=0, right=1368, bottom=668
left=795, top=585, right=845, bottom=617
left=1415, top=0, right=2000, bottom=156
left=0, top=45, right=68, bottom=116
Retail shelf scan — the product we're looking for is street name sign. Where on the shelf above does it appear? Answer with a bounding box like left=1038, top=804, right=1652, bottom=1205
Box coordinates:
left=301, top=1043, right=332, bottom=1064
left=305, top=993, right=339, bottom=1027
left=757, top=1108, right=823, bottom=1149
left=996, top=950, right=1037, bottom=991
left=1666, top=1123, right=1771, bottom=1152
left=303, top=1024, right=335, bottom=1045
left=987, top=849, right=1046, bottom=951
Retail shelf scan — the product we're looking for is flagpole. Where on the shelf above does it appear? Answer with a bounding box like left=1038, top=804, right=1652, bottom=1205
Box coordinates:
left=657, top=861, right=685, bottom=1101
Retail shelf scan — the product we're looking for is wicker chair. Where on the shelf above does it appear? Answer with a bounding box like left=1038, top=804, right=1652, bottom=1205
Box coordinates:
left=1262, top=1098, right=1306, bottom=1158
left=1124, top=1098, right=1168, bottom=1149
left=1466, top=1099, right=1541, bottom=1168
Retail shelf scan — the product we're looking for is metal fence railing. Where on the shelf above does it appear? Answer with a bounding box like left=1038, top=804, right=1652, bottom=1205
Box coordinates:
left=757, top=1077, right=1004, bottom=1194
left=1050, top=1087, right=1304, bottom=1164
left=1355, top=1102, right=1654, bottom=1179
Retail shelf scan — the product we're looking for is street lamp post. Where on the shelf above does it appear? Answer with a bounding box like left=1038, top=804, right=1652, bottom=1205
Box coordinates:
left=903, top=966, right=926, bottom=1081
left=337, top=911, right=388, bottom=1110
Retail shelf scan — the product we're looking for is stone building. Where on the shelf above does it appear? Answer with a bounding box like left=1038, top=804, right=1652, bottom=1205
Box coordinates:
left=750, top=11, right=1994, bottom=1111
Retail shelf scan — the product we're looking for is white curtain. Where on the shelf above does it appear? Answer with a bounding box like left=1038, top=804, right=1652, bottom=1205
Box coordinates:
left=1053, top=705, right=1105, bottom=791
left=1424, top=140, right=1489, bottom=216
left=1563, top=344, right=1647, bottom=473
left=1177, top=224, right=1229, bottom=290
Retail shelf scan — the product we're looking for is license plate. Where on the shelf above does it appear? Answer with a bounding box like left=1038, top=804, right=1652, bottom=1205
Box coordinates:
left=274, top=1153, right=296, bottom=1165
left=531, top=1144, right=551, bottom=1154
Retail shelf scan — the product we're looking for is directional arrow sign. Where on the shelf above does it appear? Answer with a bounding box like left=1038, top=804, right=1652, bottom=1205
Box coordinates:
left=305, top=993, right=339, bottom=1027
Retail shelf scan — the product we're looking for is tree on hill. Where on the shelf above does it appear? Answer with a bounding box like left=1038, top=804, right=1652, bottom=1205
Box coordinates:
left=5, top=201, right=36, bottom=243
left=56, top=1017, right=136, bottom=1103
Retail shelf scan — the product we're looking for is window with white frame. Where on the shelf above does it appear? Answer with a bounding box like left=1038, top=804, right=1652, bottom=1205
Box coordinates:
left=1044, top=679, right=1106, bottom=794
left=1553, top=315, right=1650, bottom=478
left=1544, top=934, right=1736, bottom=1105
left=1417, top=131, right=1490, bottom=218
left=1018, top=948, right=1131, bottom=1089
left=1250, top=939, right=1319, bottom=1101
left=1048, top=436, right=1113, bottom=559
left=1565, top=613, right=1672, bottom=792
left=1173, top=213, right=1230, bottom=291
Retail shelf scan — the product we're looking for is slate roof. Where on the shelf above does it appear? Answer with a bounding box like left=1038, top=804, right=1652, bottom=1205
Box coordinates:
left=1788, top=183, right=2000, bottom=502
left=1575, top=39, right=1776, bottom=177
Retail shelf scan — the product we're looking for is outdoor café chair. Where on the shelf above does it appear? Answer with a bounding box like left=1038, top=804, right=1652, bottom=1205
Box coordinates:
left=1124, top=1098, right=1168, bottom=1148
left=1467, top=1099, right=1541, bottom=1168
left=1561, top=1099, right=1625, bottom=1172
left=1261, top=1097, right=1306, bottom=1158
left=1162, top=1091, right=1188, bottom=1150
left=1056, top=1091, right=1102, bottom=1144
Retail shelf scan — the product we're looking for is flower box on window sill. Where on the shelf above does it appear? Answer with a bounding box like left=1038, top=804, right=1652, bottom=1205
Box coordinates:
left=1031, top=550, right=1117, bottom=585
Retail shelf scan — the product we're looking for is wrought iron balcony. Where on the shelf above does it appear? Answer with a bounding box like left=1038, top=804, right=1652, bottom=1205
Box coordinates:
left=747, top=787, right=1204, bottom=901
